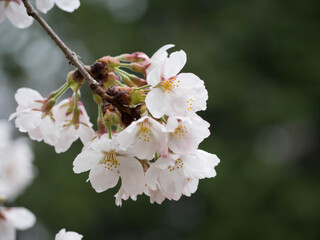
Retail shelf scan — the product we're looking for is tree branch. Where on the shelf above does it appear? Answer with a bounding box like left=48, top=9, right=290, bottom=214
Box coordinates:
left=21, top=0, right=114, bottom=102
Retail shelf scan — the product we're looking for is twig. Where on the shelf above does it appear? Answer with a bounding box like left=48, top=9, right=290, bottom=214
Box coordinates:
left=21, top=0, right=114, bottom=102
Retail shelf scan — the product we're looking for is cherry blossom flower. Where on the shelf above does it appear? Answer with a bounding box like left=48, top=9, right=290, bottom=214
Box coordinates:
left=73, top=134, right=145, bottom=195
left=166, top=115, right=210, bottom=155
left=0, top=0, right=33, bottom=28
left=145, top=45, right=208, bottom=118
left=55, top=228, right=83, bottom=240
left=117, top=116, right=168, bottom=160
left=9, top=88, right=60, bottom=145
left=52, top=98, right=95, bottom=153
left=0, top=120, right=34, bottom=200
left=35, top=0, right=80, bottom=13
left=0, top=207, right=36, bottom=240
left=146, top=150, right=219, bottom=201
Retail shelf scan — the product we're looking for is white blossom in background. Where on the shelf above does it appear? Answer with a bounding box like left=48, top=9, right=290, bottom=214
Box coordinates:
left=0, top=0, right=33, bottom=28
left=35, top=0, right=80, bottom=13
left=0, top=120, right=34, bottom=200
left=73, top=134, right=145, bottom=195
left=52, top=98, right=95, bottom=153
left=0, top=207, right=36, bottom=240
left=55, top=228, right=83, bottom=240
left=9, top=88, right=59, bottom=145
left=145, top=44, right=208, bottom=118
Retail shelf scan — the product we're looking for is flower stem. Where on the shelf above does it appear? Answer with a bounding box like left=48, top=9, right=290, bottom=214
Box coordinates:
left=136, top=84, right=151, bottom=90
left=73, top=90, right=79, bottom=111
left=52, top=82, right=70, bottom=101
left=160, top=117, right=167, bottom=124
left=116, top=69, right=137, bottom=87
left=108, top=126, right=112, bottom=139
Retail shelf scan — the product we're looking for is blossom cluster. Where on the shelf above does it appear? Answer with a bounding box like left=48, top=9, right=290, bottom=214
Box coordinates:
left=0, top=0, right=80, bottom=29
left=11, top=44, right=220, bottom=206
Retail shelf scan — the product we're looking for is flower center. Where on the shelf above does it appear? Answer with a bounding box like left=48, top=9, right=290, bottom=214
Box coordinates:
left=186, top=98, right=195, bottom=111
left=167, top=159, right=184, bottom=172
left=100, top=151, right=119, bottom=171
left=160, top=76, right=180, bottom=94
left=136, top=122, right=151, bottom=142
left=173, top=124, right=188, bottom=139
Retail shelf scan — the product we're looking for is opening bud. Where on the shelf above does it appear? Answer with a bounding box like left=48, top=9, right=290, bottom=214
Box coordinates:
left=102, top=102, right=120, bottom=128
left=116, top=52, right=150, bottom=63
left=98, top=56, right=120, bottom=73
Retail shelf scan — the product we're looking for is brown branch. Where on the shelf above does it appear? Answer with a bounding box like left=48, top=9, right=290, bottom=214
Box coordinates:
left=20, top=0, right=137, bottom=117
left=21, top=0, right=114, bottom=102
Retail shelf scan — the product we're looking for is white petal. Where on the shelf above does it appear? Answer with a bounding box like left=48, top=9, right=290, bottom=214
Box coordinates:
left=166, top=116, right=179, bottom=132
left=146, top=154, right=177, bottom=191
left=147, top=189, right=166, bottom=204
left=14, top=88, right=43, bottom=109
left=0, top=221, right=15, bottom=240
left=15, top=110, right=42, bottom=132
left=163, top=50, right=187, bottom=79
left=183, top=150, right=220, bottom=179
left=78, top=124, right=95, bottom=145
left=150, top=44, right=175, bottom=62
left=73, top=149, right=104, bottom=174
left=183, top=178, right=198, bottom=196
left=35, top=0, right=54, bottom=14
left=118, top=156, right=145, bottom=195
left=146, top=44, right=175, bottom=75
left=55, top=0, right=80, bottom=12
left=117, top=119, right=142, bottom=151
left=28, top=127, right=43, bottom=141
left=3, top=207, right=36, bottom=231
left=39, top=116, right=58, bottom=145
left=159, top=169, right=185, bottom=199
left=54, top=126, right=78, bottom=153
left=55, top=228, right=83, bottom=240
left=145, top=165, right=161, bottom=191
left=176, top=73, right=208, bottom=112
left=114, top=187, right=128, bottom=207
left=78, top=103, right=93, bottom=127
left=146, top=64, right=163, bottom=87
left=52, top=99, right=71, bottom=123
left=89, top=164, right=119, bottom=193
left=145, top=88, right=168, bottom=118
left=5, top=2, right=33, bottom=29
left=90, top=134, right=115, bottom=152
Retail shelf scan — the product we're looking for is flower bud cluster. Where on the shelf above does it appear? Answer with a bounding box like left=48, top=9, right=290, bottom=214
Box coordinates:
left=10, top=45, right=220, bottom=206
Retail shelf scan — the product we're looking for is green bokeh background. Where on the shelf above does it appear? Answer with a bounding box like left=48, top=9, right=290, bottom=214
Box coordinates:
left=1, top=0, right=319, bottom=239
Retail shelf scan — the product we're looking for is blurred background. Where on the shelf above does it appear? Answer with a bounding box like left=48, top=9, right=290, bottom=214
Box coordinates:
left=0, top=0, right=320, bottom=239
